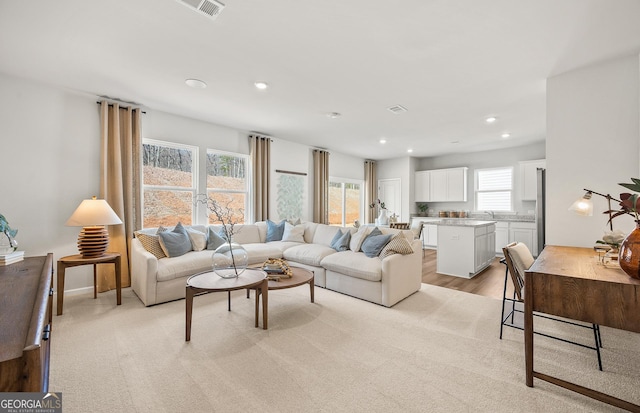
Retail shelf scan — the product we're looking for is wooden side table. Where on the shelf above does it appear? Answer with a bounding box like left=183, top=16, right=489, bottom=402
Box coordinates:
left=57, top=252, right=121, bottom=315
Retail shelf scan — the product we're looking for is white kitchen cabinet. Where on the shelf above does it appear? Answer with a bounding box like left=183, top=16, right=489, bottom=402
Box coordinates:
left=415, top=167, right=468, bottom=202
left=474, top=224, right=496, bottom=273
left=508, top=222, right=537, bottom=256
left=519, top=159, right=546, bottom=201
left=437, top=223, right=496, bottom=278
left=415, top=170, right=430, bottom=202
left=424, top=224, right=438, bottom=247
left=495, top=222, right=509, bottom=253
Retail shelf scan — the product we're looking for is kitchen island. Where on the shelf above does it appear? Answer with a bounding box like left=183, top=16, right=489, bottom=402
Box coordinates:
left=435, top=220, right=496, bottom=278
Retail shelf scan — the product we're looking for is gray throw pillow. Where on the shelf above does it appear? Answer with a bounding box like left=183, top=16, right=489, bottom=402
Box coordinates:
left=361, top=233, right=393, bottom=258
left=330, top=229, right=351, bottom=252
left=158, top=222, right=192, bottom=258
left=207, top=227, right=227, bottom=250
left=266, top=219, right=286, bottom=242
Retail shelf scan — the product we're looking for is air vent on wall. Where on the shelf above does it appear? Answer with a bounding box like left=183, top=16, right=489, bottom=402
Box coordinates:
left=177, top=0, right=225, bottom=20
left=387, top=104, right=408, bottom=114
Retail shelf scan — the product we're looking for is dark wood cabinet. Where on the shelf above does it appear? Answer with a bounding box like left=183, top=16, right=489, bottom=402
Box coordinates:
left=0, top=254, right=53, bottom=392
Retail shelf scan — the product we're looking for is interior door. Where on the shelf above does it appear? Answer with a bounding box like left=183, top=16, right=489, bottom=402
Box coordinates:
left=378, top=178, right=402, bottom=221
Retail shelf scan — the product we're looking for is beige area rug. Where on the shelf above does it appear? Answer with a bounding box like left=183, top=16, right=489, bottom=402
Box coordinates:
left=51, top=284, right=640, bottom=412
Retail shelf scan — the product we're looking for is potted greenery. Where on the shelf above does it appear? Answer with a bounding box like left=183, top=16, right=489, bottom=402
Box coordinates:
left=417, top=203, right=429, bottom=217
left=0, top=214, right=18, bottom=254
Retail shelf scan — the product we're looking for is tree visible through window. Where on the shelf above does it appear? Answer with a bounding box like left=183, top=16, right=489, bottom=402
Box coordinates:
left=475, top=167, right=513, bottom=211
left=142, top=139, right=198, bottom=227
left=206, top=150, right=249, bottom=224
left=329, top=178, right=363, bottom=226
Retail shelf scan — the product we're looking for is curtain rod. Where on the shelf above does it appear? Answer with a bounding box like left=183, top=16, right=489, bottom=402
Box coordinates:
left=96, top=101, right=146, bottom=114
left=276, top=169, right=307, bottom=176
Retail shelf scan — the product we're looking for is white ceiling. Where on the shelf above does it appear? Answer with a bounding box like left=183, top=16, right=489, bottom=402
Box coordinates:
left=1, top=0, right=640, bottom=160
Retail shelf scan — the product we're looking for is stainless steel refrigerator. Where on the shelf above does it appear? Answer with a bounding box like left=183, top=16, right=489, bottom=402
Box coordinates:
left=535, top=168, right=546, bottom=255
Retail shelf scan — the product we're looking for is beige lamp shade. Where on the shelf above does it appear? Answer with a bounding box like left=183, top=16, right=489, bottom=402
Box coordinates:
left=66, top=197, right=122, bottom=257
left=568, top=192, right=594, bottom=216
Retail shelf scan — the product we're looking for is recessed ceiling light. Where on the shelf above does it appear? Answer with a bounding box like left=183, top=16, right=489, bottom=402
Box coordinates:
left=501, top=133, right=511, bottom=139
left=407, top=149, right=413, bottom=153
left=451, top=140, right=460, bottom=144
left=379, top=139, right=387, bottom=144
left=326, top=112, right=341, bottom=119
left=485, top=116, right=497, bottom=123
left=254, top=81, right=269, bottom=90
left=185, top=78, right=207, bottom=89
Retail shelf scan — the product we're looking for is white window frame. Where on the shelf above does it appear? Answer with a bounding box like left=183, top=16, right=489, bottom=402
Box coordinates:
left=206, top=149, right=250, bottom=224
left=142, top=138, right=199, bottom=227
left=474, top=166, right=513, bottom=212
left=329, top=176, right=364, bottom=226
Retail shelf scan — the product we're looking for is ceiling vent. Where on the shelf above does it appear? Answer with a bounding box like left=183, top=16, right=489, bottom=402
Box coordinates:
left=387, top=104, right=408, bottom=114
left=177, top=0, right=225, bottom=20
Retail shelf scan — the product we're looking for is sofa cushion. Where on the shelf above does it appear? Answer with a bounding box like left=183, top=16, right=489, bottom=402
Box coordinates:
left=231, top=224, right=263, bottom=244
left=349, top=226, right=371, bottom=252
left=282, top=222, right=305, bottom=242
left=283, top=243, right=337, bottom=266
left=361, top=233, right=392, bottom=258
left=207, top=227, right=226, bottom=250
left=242, top=243, right=285, bottom=264
left=158, top=222, right=192, bottom=258
left=156, top=250, right=212, bottom=282
left=266, top=219, right=286, bottom=241
left=186, top=227, right=207, bottom=251
left=379, top=233, right=414, bottom=259
left=330, top=229, right=351, bottom=252
left=134, top=227, right=168, bottom=259
left=312, top=224, right=343, bottom=246
left=320, top=251, right=382, bottom=282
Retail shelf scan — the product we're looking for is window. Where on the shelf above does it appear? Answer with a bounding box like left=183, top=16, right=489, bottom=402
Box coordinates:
left=329, top=178, right=363, bottom=226
left=206, top=150, right=249, bottom=224
left=475, top=167, right=513, bottom=211
left=142, top=139, right=198, bottom=228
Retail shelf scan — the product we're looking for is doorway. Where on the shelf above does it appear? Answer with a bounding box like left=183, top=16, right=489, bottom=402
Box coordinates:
left=378, top=178, right=402, bottom=221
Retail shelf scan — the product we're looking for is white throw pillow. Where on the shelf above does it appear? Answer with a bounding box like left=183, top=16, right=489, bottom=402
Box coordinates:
left=349, top=226, right=371, bottom=252
left=282, top=222, right=305, bottom=242
left=186, top=227, right=207, bottom=251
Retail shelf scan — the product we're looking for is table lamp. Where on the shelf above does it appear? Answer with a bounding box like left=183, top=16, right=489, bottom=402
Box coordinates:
left=569, top=189, right=618, bottom=231
left=65, top=196, right=122, bottom=258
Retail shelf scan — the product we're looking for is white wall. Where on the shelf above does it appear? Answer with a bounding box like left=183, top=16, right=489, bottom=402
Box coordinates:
left=0, top=72, right=366, bottom=293
left=376, top=142, right=546, bottom=217
left=546, top=53, right=640, bottom=247
left=0, top=73, right=100, bottom=291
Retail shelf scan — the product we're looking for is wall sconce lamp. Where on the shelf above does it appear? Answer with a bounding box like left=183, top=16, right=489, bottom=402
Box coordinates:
left=568, top=189, right=620, bottom=231
left=65, top=196, right=122, bottom=258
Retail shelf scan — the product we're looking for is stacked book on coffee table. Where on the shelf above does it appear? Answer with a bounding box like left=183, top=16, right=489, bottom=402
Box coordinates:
left=0, top=250, right=24, bottom=266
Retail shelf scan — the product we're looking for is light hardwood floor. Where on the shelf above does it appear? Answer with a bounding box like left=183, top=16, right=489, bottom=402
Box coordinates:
left=421, top=249, right=514, bottom=300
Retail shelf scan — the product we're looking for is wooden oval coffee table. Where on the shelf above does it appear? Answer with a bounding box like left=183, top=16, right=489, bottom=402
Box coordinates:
left=248, top=266, right=314, bottom=304
left=185, top=269, right=268, bottom=341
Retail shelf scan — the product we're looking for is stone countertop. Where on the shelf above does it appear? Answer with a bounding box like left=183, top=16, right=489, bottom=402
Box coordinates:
left=411, top=214, right=535, bottom=223
left=433, top=219, right=497, bottom=227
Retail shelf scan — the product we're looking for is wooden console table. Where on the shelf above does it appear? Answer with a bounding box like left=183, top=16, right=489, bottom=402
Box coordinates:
left=57, top=253, right=121, bottom=315
left=525, top=245, right=640, bottom=411
left=0, top=254, right=53, bottom=392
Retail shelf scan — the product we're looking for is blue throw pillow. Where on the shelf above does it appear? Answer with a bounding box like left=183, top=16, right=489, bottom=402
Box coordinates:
left=158, top=222, right=192, bottom=257
left=266, top=219, right=286, bottom=242
left=207, top=227, right=226, bottom=250
left=361, top=233, right=393, bottom=258
left=330, top=229, right=351, bottom=252
left=362, top=226, right=382, bottom=243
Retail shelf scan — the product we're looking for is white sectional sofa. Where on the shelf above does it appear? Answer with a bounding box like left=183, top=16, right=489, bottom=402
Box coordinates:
left=130, top=221, right=422, bottom=308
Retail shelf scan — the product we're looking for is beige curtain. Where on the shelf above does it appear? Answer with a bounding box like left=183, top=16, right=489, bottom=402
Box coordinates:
left=97, top=101, right=142, bottom=292
left=249, top=135, right=271, bottom=222
left=365, top=160, right=377, bottom=223
left=313, top=149, right=330, bottom=224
